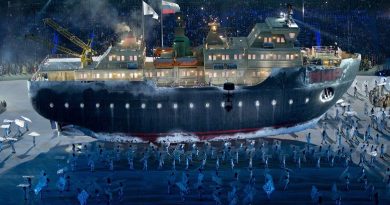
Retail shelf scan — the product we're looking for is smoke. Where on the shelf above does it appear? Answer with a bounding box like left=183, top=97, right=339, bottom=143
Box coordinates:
left=115, top=22, right=131, bottom=34
left=0, top=0, right=164, bottom=64
left=62, top=0, right=146, bottom=38
left=63, top=0, right=122, bottom=32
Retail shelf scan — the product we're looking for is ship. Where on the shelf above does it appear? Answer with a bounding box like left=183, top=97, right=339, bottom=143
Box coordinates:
left=27, top=5, right=361, bottom=142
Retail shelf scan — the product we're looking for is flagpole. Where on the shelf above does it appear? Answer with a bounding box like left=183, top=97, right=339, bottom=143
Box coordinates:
left=141, top=0, right=145, bottom=79
left=161, top=0, right=163, bottom=48
left=142, top=0, right=145, bottom=42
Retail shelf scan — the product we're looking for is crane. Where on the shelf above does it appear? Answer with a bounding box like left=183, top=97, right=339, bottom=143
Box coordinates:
left=25, top=34, right=81, bottom=58
left=42, top=18, right=96, bottom=68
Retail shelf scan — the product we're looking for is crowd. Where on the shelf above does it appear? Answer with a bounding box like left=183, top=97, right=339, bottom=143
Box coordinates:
left=10, top=125, right=390, bottom=204
left=0, top=0, right=389, bottom=75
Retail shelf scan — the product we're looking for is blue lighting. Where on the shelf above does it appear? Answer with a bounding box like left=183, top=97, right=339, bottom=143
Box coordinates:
left=51, top=32, right=58, bottom=54
left=316, top=30, right=321, bottom=46
left=89, top=32, right=95, bottom=48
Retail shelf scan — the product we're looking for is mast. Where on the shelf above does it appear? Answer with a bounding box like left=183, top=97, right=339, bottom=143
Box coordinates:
left=161, top=0, right=164, bottom=47
left=141, top=0, right=145, bottom=79
left=302, top=0, right=305, bottom=22
left=142, top=0, right=145, bottom=41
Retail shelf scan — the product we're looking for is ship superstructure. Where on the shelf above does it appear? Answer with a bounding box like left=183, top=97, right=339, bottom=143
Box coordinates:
left=28, top=5, right=361, bottom=142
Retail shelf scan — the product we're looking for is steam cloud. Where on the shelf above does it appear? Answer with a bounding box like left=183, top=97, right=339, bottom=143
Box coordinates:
left=115, top=22, right=132, bottom=34
left=0, top=0, right=162, bottom=63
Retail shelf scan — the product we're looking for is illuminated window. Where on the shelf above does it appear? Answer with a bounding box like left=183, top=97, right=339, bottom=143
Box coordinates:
left=239, top=54, right=242, bottom=60
left=252, top=54, right=256, bottom=60
left=134, top=56, right=138, bottom=61
left=234, top=54, right=238, bottom=60
left=226, top=55, right=230, bottom=60
left=261, top=54, right=264, bottom=60
left=281, top=37, right=285, bottom=43
left=116, top=56, right=121, bottom=61
left=121, top=73, right=125, bottom=78
left=109, top=73, right=113, bottom=78
left=96, top=73, right=100, bottom=79
left=278, top=54, right=282, bottom=60
left=290, top=54, right=294, bottom=60
left=130, top=73, right=134, bottom=78
left=213, top=72, right=217, bottom=77
left=289, top=33, right=296, bottom=39
left=222, top=55, right=225, bottom=60
left=129, top=56, right=133, bottom=61
left=248, top=55, right=252, bottom=60
left=109, top=56, right=113, bottom=61
left=273, top=54, right=277, bottom=60
left=264, top=37, right=272, bottom=43
left=277, top=37, right=280, bottom=43
left=213, top=55, right=217, bottom=60
left=161, top=72, right=165, bottom=77
left=121, top=56, right=125, bottom=61
left=286, top=54, right=290, bottom=60
left=252, top=72, right=256, bottom=77
left=157, top=72, right=161, bottom=77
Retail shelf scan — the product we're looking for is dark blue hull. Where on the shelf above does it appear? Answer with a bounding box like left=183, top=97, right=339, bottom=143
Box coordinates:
left=28, top=57, right=360, bottom=140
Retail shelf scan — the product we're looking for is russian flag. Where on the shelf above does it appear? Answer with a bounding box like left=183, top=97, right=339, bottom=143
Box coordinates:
left=162, top=0, right=180, bottom=14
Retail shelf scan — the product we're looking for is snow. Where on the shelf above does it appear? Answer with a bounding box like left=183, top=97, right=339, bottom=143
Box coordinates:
left=209, top=115, right=321, bottom=141
left=47, top=58, right=81, bottom=63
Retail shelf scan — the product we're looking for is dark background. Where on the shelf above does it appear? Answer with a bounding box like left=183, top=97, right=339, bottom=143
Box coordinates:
left=0, top=0, right=389, bottom=70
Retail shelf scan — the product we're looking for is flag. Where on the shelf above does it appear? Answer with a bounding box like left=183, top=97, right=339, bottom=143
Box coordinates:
left=162, top=0, right=180, bottom=14
left=143, top=1, right=159, bottom=20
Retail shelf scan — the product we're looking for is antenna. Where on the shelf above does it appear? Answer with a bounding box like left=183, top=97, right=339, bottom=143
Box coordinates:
left=286, top=3, right=294, bottom=25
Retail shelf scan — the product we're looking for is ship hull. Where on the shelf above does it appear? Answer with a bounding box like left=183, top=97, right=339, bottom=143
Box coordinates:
left=28, top=57, right=360, bottom=141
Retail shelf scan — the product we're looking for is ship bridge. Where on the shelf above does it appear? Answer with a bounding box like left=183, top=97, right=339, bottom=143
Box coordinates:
left=203, top=13, right=303, bottom=86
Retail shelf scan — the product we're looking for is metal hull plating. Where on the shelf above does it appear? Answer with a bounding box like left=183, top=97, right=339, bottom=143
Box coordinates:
left=28, top=57, right=360, bottom=140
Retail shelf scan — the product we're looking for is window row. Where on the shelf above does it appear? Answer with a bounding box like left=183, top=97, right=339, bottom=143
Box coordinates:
left=208, top=53, right=299, bottom=61
left=108, top=55, right=138, bottom=62
left=78, top=72, right=142, bottom=79
left=205, top=71, right=238, bottom=78
left=263, top=37, right=285, bottom=43
left=78, top=70, right=205, bottom=79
